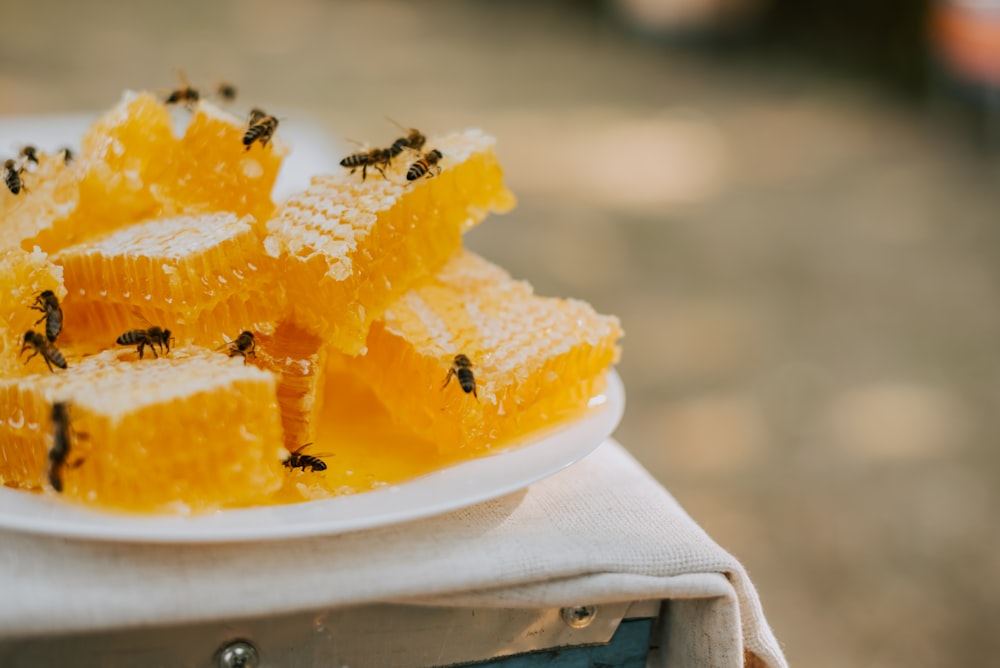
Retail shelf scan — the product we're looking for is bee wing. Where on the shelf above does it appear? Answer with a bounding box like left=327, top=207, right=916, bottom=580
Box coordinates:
left=176, top=68, right=192, bottom=88
left=288, top=442, right=314, bottom=456
left=129, top=308, right=152, bottom=327
left=286, top=443, right=333, bottom=457
left=212, top=333, right=235, bottom=351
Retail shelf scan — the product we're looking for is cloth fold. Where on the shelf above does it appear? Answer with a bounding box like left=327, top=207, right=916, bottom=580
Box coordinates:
left=0, top=439, right=786, bottom=667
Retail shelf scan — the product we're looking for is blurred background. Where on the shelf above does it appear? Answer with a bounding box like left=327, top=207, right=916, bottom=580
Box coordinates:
left=2, top=0, right=999, bottom=665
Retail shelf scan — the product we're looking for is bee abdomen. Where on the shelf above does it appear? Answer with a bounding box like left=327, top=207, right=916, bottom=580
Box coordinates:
left=48, top=348, right=67, bottom=369
left=116, top=330, right=145, bottom=345
left=340, top=153, right=366, bottom=168
left=5, top=173, right=21, bottom=195
left=457, top=368, right=476, bottom=394
left=303, top=456, right=327, bottom=472
left=45, top=315, right=62, bottom=343
left=406, top=161, right=428, bottom=181
left=242, top=127, right=263, bottom=146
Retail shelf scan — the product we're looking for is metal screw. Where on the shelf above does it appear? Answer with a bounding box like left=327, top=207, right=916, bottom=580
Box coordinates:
left=561, top=605, right=597, bottom=629
left=216, top=639, right=259, bottom=668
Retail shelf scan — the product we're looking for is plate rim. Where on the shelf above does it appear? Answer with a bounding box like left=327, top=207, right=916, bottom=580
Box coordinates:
left=0, top=370, right=624, bottom=544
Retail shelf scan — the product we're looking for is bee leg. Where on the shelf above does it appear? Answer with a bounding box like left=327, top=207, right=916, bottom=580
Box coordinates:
left=361, top=164, right=368, bottom=181
left=442, top=368, right=455, bottom=390
left=149, top=342, right=159, bottom=359
left=22, top=350, right=38, bottom=364
left=43, top=357, right=54, bottom=373
left=374, top=165, right=387, bottom=179
left=48, top=470, right=63, bottom=493
left=137, top=342, right=145, bottom=360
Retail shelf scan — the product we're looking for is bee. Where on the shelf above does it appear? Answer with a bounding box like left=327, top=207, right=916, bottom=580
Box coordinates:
left=20, top=330, right=67, bottom=373
left=58, top=147, right=74, bottom=164
left=218, top=330, right=256, bottom=363
left=216, top=82, right=238, bottom=103
left=283, top=443, right=328, bottom=472
left=442, top=353, right=477, bottom=398
left=406, top=149, right=443, bottom=182
left=29, top=289, right=63, bottom=343
left=243, top=108, right=279, bottom=150
left=116, top=326, right=173, bottom=359
left=19, top=145, right=39, bottom=165
left=48, top=402, right=85, bottom=493
left=116, top=312, right=173, bottom=359
left=387, top=125, right=426, bottom=158
left=165, top=70, right=200, bottom=107
left=339, top=146, right=392, bottom=181
left=3, top=158, right=26, bottom=195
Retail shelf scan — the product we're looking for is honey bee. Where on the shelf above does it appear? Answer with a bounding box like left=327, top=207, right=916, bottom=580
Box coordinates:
left=406, top=149, right=443, bottom=182
left=387, top=125, right=427, bottom=158
left=442, top=353, right=477, bottom=398
left=243, top=108, right=279, bottom=150
left=30, top=289, right=63, bottom=343
left=165, top=71, right=200, bottom=107
left=19, top=145, right=38, bottom=165
left=48, top=402, right=85, bottom=493
left=116, top=312, right=173, bottom=359
left=339, top=146, right=393, bottom=181
left=283, top=443, right=328, bottom=472
left=216, top=82, right=238, bottom=103
left=116, top=326, right=173, bottom=359
left=58, top=147, right=74, bottom=164
left=218, top=330, right=256, bottom=363
left=3, top=158, right=26, bottom=195
left=20, top=330, right=67, bottom=372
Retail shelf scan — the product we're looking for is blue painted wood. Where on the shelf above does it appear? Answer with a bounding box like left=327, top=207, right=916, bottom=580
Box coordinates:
left=447, top=617, right=654, bottom=668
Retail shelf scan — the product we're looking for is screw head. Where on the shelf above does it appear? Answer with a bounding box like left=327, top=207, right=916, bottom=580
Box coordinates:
left=561, top=605, right=597, bottom=629
left=217, top=639, right=259, bottom=668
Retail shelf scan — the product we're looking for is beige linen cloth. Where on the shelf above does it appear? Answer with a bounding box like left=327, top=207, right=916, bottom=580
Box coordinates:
left=0, top=440, right=787, bottom=667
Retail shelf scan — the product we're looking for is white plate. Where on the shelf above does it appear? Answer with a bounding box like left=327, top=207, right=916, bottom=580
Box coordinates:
left=0, top=371, right=624, bottom=543
left=0, top=113, right=623, bottom=542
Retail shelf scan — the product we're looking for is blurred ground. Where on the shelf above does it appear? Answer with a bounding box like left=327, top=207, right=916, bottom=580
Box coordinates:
left=2, top=1, right=999, bottom=665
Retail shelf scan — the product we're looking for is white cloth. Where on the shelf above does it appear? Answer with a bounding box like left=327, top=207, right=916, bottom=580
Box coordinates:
left=0, top=440, right=786, bottom=667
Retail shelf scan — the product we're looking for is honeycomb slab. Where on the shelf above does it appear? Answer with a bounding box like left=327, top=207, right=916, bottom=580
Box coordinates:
left=54, top=212, right=283, bottom=349
left=353, top=250, right=622, bottom=452
left=265, top=129, right=515, bottom=355
left=0, top=347, right=285, bottom=513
